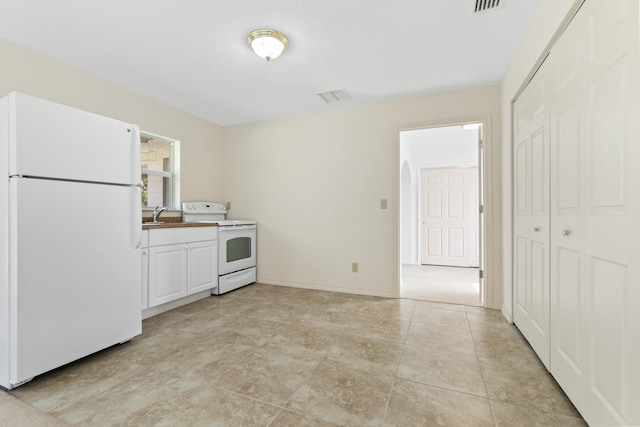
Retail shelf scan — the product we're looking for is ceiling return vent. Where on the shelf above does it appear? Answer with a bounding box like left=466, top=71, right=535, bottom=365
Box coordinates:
left=317, top=89, right=352, bottom=103
left=474, top=0, right=502, bottom=13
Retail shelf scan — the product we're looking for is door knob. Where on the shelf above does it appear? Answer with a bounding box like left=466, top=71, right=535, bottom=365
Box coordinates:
left=562, top=229, right=571, bottom=236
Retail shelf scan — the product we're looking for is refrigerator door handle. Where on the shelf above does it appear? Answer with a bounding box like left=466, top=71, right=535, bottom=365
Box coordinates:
left=130, top=125, right=142, bottom=250
left=132, top=185, right=142, bottom=249
left=130, top=125, right=141, bottom=184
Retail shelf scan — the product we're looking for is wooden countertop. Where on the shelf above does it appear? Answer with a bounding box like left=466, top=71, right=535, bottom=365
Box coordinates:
left=142, top=221, right=218, bottom=230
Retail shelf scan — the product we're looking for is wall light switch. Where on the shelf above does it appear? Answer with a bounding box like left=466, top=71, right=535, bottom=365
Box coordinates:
left=226, top=202, right=231, bottom=211
left=352, top=262, right=359, bottom=273
left=380, top=199, right=388, bottom=209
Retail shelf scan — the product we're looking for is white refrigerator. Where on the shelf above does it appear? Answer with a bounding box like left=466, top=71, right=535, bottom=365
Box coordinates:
left=0, top=92, right=143, bottom=389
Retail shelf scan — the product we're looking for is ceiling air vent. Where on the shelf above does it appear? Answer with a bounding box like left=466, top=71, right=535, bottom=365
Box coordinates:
left=474, top=0, right=501, bottom=13
left=317, top=89, right=352, bottom=103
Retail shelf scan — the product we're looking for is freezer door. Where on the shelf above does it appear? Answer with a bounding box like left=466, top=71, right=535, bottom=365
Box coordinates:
left=7, top=178, right=142, bottom=386
left=7, top=92, right=140, bottom=185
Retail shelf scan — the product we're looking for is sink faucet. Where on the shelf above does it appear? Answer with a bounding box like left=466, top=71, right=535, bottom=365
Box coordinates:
left=152, top=206, right=167, bottom=222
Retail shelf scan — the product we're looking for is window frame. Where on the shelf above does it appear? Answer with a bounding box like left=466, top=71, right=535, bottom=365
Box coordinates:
left=140, top=130, right=181, bottom=210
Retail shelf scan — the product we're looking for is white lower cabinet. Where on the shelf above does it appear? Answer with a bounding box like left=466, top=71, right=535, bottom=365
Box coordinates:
left=143, top=227, right=218, bottom=310
left=187, top=240, right=218, bottom=294
left=148, top=243, right=189, bottom=307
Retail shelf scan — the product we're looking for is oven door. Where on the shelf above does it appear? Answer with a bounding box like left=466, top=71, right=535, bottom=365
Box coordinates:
left=218, top=225, right=256, bottom=275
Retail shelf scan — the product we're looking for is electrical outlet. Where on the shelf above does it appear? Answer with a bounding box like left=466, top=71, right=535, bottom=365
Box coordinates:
left=226, top=202, right=231, bottom=211
left=352, top=262, right=359, bottom=273
left=380, top=199, right=388, bottom=209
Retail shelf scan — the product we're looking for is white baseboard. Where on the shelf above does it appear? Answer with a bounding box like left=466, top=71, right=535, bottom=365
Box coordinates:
left=257, top=279, right=396, bottom=299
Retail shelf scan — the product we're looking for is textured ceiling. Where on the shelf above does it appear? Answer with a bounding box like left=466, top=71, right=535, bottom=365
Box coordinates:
left=0, top=0, right=540, bottom=126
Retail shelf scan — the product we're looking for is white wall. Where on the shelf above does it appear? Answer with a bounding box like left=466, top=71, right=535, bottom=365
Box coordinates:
left=500, top=0, right=581, bottom=320
left=0, top=37, right=224, bottom=204
left=401, top=126, right=479, bottom=169
left=399, top=126, right=479, bottom=264
left=223, top=86, right=502, bottom=304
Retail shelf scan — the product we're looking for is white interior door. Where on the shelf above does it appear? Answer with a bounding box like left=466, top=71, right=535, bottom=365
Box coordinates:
left=549, top=1, right=640, bottom=424
left=420, top=168, right=478, bottom=267
left=513, top=58, right=551, bottom=368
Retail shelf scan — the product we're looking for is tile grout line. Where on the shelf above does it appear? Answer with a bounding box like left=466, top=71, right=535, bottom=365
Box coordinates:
left=381, top=300, right=416, bottom=424
left=208, top=305, right=327, bottom=424
left=267, top=291, right=338, bottom=424
left=380, top=376, right=398, bottom=426
left=466, top=310, right=499, bottom=427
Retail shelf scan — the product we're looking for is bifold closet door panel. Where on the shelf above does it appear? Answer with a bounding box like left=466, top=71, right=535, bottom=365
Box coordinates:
left=548, top=0, right=588, bottom=414
left=513, top=62, right=551, bottom=369
left=549, top=0, right=640, bottom=425
left=581, top=0, right=640, bottom=424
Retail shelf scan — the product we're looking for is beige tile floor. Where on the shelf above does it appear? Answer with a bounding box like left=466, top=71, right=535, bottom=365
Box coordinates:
left=401, top=264, right=481, bottom=306
left=7, top=283, right=585, bottom=426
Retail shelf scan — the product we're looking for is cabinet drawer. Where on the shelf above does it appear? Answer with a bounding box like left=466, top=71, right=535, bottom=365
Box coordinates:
left=148, top=226, right=217, bottom=246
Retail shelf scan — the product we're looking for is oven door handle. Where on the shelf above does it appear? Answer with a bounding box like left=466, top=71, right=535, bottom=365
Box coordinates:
left=219, top=225, right=256, bottom=231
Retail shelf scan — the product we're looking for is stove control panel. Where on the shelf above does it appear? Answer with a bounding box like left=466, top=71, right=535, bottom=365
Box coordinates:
left=182, top=202, right=227, bottom=215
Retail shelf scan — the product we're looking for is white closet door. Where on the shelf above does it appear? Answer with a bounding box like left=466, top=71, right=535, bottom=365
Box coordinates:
left=548, top=1, right=588, bottom=412
left=513, top=63, right=551, bottom=368
left=582, top=0, right=639, bottom=423
left=550, top=0, right=640, bottom=424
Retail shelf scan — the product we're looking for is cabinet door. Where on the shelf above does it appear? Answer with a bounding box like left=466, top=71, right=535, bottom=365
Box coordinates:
left=148, top=244, right=188, bottom=307
left=188, top=240, right=218, bottom=294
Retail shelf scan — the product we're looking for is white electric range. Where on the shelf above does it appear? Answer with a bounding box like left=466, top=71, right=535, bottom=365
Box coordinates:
left=182, top=202, right=256, bottom=294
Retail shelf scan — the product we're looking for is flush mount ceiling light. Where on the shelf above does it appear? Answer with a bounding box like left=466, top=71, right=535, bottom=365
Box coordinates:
left=247, top=29, right=288, bottom=61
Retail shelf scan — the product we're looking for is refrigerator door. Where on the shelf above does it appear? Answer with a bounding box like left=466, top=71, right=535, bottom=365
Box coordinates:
left=7, top=92, right=140, bottom=185
left=8, top=178, right=141, bottom=386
